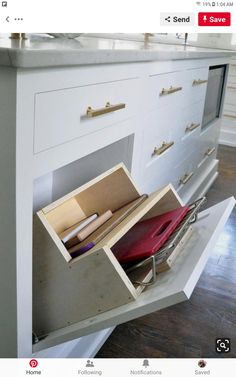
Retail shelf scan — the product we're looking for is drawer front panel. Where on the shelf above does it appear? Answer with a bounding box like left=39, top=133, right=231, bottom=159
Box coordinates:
left=198, top=146, right=216, bottom=170
left=141, top=136, right=176, bottom=192
left=180, top=101, right=204, bottom=138
left=172, top=151, right=200, bottom=191
left=34, top=78, right=140, bottom=153
left=142, top=151, right=174, bottom=193
left=140, top=109, right=178, bottom=187
left=177, top=101, right=204, bottom=162
left=140, top=156, right=173, bottom=193
left=148, top=71, right=186, bottom=109
left=142, top=106, right=181, bottom=144
left=147, top=67, right=208, bottom=111
left=184, top=67, right=208, bottom=105
left=199, top=124, right=218, bottom=161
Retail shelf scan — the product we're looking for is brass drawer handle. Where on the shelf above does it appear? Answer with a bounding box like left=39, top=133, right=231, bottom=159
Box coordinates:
left=205, top=147, right=216, bottom=156
left=224, top=114, right=236, bottom=119
left=185, top=123, right=200, bottom=133
left=180, top=172, right=194, bottom=185
left=86, top=102, right=126, bottom=117
left=192, top=79, right=208, bottom=86
left=152, top=141, right=174, bottom=156
left=160, top=86, right=182, bottom=96
left=227, top=86, right=236, bottom=90
left=231, top=64, right=236, bottom=67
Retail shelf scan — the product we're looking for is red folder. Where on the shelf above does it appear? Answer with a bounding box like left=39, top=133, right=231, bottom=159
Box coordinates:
left=112, top=206, right=190, bottom=264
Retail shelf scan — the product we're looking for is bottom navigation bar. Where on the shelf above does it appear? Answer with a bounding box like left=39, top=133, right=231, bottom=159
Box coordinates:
left=0, top=358, right=235, bottom=377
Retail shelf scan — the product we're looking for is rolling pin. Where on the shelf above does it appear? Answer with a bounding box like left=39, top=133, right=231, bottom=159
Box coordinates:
left=65, top=210, right=113, bottom=248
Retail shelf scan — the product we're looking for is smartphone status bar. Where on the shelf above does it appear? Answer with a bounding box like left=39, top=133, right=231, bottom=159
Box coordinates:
left=0, top=0, right=235, bottom=32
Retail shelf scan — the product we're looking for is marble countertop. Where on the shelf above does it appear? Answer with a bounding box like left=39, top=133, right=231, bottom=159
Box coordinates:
left=0, top=34, right=235, bottom=68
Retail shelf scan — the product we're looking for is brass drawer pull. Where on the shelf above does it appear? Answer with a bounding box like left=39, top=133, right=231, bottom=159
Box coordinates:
left=192, top=79, right=208, bottom=86
left=224, top=114, right=236, bottom=119
left=205, top=147, right=216, bottom=156
left=180, top=172, right=194, bottom=185
left=152, top=141, right=174, bottom=156
left=231, top=64, right=236, bottom=67
left=160, top=86, right=182, bottom=96
left=185, top=123, right=200, bottom=133
left=227, top=86, right=236, bottom=90
left=86, top=102, right=125, bottom=117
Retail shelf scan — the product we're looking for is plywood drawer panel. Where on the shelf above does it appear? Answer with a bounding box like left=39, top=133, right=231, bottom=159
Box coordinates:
left=34, top=78, right=140, bottom=153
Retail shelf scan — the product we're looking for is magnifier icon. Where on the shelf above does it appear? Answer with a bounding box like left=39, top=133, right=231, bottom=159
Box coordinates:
left=216, top=338, right=230, bottom=353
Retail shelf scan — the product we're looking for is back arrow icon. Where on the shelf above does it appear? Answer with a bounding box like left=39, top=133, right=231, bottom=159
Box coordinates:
left=6, top=16, right=9, bottom=22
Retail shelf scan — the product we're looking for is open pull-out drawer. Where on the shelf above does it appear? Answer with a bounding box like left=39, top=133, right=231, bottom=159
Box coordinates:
left=33, top=164, right=235, bottom=352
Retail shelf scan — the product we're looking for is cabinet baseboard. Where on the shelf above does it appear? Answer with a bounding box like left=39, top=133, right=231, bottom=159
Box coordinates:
left=219, top=129, right=236, bottom=147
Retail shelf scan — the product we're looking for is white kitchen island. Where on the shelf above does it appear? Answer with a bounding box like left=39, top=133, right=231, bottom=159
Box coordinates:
left=0, top=34, right=235, bottom=358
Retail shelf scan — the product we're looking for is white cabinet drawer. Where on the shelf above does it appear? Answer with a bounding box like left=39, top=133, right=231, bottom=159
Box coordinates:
left=180, top=101, right=204, bottom=139
left=172, top=150, right=200, bottom=192
left=148, top=71, right=186, bottom=110
left=139, top=109, right=178, bottom=191
left=141, top=107, right=179, bottom=156
left=141, top=148, right=175, bottom=194
left=184, top=67, right=208, bottom=105
left=147, top=67, right=208, bottom=111
left=198, top=128, right=218, bottom=168
left=176, top=101, right=204, bottom=163
left=199, top=142, right=217, bottom=166
left=34, top=78, right=140, bottom=153
left=34, top=180, right=235, bottom=352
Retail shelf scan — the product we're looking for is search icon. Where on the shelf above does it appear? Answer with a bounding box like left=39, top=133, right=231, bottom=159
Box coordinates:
left=216, top=338, right=231, bottom=353
left=220, top=342, right=226, bottom=349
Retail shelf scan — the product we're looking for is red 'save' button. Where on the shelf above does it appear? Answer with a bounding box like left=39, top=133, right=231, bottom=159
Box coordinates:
left=198, top=12, right=231, bottom=26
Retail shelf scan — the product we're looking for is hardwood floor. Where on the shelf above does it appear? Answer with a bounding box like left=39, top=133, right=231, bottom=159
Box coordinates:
left=96, top=145, right=236, bottom=358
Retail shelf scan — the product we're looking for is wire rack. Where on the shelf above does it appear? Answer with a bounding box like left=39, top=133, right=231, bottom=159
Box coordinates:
left=126, top=197, right=206, bottom=287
